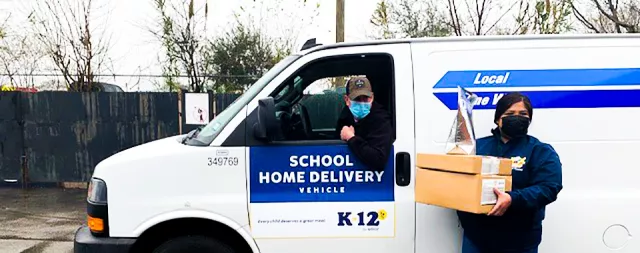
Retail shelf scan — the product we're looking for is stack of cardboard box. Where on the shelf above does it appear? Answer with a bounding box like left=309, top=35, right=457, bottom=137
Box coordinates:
left=416, top=87, right=513, bottom=214
left=415, top=153, right=513, bottom=214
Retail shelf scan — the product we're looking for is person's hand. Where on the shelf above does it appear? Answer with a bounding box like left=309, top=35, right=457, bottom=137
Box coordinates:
left=340, top=126, right=355, bottom=141
left=488, top=188, right=511, bottom=216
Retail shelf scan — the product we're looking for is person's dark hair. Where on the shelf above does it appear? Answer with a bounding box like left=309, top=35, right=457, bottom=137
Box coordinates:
left=493, top=92, right=533, bottom=124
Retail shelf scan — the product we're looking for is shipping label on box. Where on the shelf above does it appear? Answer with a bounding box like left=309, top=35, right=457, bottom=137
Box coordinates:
left=480, top=178, right=507, bottom=205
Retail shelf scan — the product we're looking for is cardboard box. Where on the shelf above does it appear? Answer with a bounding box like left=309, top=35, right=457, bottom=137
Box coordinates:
left=415, top=167, right=512, bottom=214
left=416, top=153, right=512, bottom=176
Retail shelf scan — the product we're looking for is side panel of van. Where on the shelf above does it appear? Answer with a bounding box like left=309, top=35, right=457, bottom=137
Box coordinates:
left=233, top=44, right=416, bottom=253
left=413, top=36, right=640, bottom=252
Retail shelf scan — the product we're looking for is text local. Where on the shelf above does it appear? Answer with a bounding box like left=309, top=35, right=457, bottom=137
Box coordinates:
left=473, top=72, right=510, bottom=85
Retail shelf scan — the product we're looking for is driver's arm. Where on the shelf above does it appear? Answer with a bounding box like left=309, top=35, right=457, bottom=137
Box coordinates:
left=346, top=119, right=393, bottom=172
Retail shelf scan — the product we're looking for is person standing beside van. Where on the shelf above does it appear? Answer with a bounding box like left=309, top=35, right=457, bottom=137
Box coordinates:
left=335, top=77, right=393, bottom=172
left=457, top=92, right=563, bottom=253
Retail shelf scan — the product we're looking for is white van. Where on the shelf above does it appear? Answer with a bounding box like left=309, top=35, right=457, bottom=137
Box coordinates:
left=74, top=34, right=640, bottom=253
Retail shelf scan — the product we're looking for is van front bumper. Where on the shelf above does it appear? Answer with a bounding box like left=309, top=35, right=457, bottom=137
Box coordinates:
left=74, top=226, right=136, bottom=253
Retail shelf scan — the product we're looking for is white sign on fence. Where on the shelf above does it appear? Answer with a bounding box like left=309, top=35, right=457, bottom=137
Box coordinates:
left=185, top=93, right=210, bottom=125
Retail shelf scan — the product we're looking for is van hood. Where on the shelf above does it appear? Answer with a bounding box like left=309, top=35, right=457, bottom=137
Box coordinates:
left=95, top=134, right=188, bottom=169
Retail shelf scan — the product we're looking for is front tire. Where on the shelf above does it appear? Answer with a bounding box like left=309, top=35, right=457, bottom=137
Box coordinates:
left=152, top=235, right=235, bottom=253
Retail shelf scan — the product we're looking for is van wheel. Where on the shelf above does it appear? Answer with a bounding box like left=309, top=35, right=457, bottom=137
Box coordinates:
left=152, top=235, right=235, bottom=253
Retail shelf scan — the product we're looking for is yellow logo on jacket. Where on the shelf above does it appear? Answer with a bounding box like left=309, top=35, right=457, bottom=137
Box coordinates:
left=511, top=156, right=526, bottom=171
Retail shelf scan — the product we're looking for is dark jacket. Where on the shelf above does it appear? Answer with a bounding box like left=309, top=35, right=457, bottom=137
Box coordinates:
left=335, top=102, right=394, bottom=172
left=457, top=129, right=563, bottom=252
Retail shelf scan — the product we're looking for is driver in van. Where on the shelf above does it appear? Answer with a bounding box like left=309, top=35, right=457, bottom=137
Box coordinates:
left=335, top=76, right=394, bottom=172
left=457, top=92, right=563, bottom=253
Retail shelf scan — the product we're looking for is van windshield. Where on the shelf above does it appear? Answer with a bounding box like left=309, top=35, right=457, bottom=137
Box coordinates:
left=184, top=55, right=300, bottom=146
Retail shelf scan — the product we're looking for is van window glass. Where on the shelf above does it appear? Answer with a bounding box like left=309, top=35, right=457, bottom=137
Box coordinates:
left=185, top=55, right=300, bottom=146
left=265, top=54, right=396, bottom=143
left=294, top=77, right=349, bottom=138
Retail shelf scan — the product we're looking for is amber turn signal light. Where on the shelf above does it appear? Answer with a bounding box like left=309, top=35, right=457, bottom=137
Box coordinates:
left=88, top=215, right=104, bottom=233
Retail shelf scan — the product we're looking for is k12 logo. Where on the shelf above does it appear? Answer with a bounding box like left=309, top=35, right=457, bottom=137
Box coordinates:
left=337, top=209, right=388, bottom=226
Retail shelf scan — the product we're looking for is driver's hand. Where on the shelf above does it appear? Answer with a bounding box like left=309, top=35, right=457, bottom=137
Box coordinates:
left=340, top=126, right=355, bottom=141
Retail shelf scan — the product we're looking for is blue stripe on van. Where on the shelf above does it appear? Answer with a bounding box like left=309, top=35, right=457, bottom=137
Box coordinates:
left=432, top=68, right=640, bottom=89
left=433, top=89, right=640, bottom=110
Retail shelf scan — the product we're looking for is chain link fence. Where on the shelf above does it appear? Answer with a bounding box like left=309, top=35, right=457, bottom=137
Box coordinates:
left=0, top=73, right=260, bottom=93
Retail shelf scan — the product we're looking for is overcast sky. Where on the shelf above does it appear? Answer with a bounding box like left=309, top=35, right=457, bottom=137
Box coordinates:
left=0, top=0, right=594, bottom=91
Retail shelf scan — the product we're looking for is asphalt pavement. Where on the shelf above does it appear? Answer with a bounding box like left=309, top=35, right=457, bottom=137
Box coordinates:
left=0, top=188, right=86, bottom=253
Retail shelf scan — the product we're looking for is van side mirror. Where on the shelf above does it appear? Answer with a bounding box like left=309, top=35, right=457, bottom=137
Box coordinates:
left=253, top=97, right=279, bottom=141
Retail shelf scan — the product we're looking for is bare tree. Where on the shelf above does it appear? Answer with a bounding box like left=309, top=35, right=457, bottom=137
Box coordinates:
left=370, top=1, right=395, bottom=39
left=447, top=0, right=464, bottom=35
left=573, top=0, right=640, bottom=33
left=204, top=0, right=319, bottom=93
left=509, top=0, right=573, bottom=34
left=149, top=0, right=317, bottom=93
left=0, top=14, right=44, bottom=88
left=0, top=33, right=44, bottom=88
left=507, top=0, right=533, bottom=34
left=446, top=0, right=525, bottom=35
left=28, top=0, right=112, bottom=91
left=370, top=0, right=452, bottom=39
left=150, top=0, right=210, bottom=92
left=371, top=0, right=525, bottom=37
left=396, top=0, right=452, bottom=37
left=238, top=0, right=320, bottom=60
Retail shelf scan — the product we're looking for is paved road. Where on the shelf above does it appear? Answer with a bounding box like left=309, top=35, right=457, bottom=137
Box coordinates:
left=0, top=188, right=85, bottom=253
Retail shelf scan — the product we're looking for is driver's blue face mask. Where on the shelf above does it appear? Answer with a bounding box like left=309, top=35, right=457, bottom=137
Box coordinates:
left=349, top=101, right=371, bottom=120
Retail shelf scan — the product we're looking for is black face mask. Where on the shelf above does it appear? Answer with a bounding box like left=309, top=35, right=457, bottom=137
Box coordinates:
left=500, top=115, right=530, bottom=138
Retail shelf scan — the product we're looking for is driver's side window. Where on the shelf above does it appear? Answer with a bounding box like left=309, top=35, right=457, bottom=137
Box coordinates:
left=268, top=53, right=393, bottom=143
left=297, top=77, right=348, bottom=138
left=274, top=75, right=347, bottom=141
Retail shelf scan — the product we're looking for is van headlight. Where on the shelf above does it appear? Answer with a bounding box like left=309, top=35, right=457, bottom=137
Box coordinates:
left=87, top=178, right=108, bottom=204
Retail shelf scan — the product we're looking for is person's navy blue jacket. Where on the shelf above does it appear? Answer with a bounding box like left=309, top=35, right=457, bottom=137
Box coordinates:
left=457, top=129, right=563, bottom=252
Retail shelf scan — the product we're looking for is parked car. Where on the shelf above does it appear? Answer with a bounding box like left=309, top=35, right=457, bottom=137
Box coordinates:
left=0, top=85, right=38, bottom=92
left=68, top=81, right=124, bottom=92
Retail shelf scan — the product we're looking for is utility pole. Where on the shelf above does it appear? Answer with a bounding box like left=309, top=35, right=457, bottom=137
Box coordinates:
left=334, top=0, right=345, bottom=88
left=336, top=0, right=345, bottom=43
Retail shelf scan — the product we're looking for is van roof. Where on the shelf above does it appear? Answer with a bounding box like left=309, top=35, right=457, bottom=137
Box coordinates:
left=297, top=33, right=640, bottom=55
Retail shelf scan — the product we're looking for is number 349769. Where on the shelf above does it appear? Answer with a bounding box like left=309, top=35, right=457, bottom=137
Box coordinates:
left=207, top=157, right=239, bottom=166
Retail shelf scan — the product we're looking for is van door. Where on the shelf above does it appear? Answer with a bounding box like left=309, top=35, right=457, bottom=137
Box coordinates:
left=240, top=44, right=416, bottom=253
